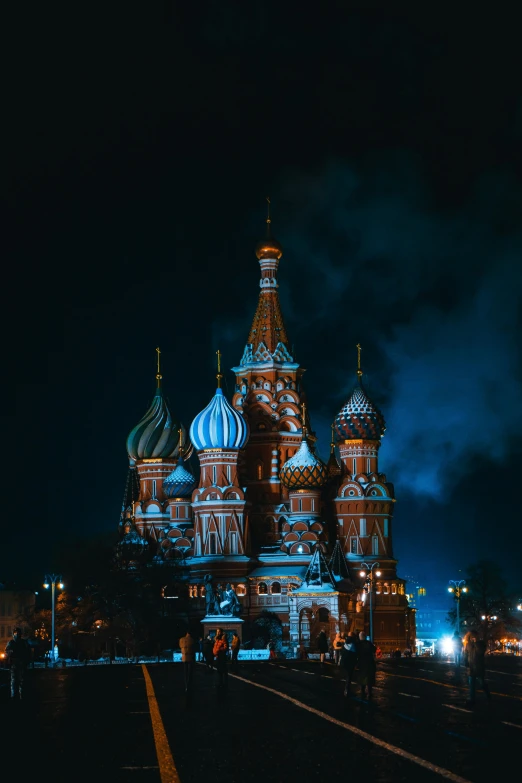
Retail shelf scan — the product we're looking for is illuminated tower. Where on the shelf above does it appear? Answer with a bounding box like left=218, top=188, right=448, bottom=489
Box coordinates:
left=279, top=405, right=328, bottom=557
left=333, top=345, right=409, bottom=647
left=125, top=348, right=190, bottom=543
left=333, top=345, right=394, bottom=565
left=189, top=352, right=250, bottom=579
left=232, top=201, right=308, bottom=551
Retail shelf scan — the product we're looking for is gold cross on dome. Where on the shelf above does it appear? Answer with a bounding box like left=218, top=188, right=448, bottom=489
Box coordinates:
left=216, top=349, right=223, bottom=388
left=356, top=343, right=363, bottom=378
left=156, top=346, right=162, bottom=386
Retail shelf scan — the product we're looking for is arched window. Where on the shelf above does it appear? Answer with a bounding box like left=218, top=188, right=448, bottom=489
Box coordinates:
left=383, top=583, right=389, bottom=594
left=236, top=584, right=246, bottom=596
left=271, top=582, right=281, bottom=594
left=318, top=607, right=330, bottom=623
left=258, top=582, right=268, bottom=595
left=256, top=461, right=264, bottom=480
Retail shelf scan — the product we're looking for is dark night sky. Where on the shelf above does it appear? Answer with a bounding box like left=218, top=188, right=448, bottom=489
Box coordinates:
left=4, top=5, right=522, bottom=601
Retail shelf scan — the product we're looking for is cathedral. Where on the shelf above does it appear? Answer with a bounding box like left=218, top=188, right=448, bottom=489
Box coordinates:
left=118, top=217, right=414, bottom=654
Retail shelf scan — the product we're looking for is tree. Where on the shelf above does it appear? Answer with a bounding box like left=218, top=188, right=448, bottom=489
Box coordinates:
left=453, top=560, right=522, bottom=644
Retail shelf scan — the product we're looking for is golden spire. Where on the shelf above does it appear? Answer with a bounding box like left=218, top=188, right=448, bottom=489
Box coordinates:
left=178, top=427, right=184, bottom=457
left=216, top=349, right=223, bottom=389
left=330, top=422, right=335, bottom=452
left=156, top=346, right=162, bottom=387
left=301, top=402, right=307, bottom=438
left=255, top=197, right=283, bottom=260
left=356, top=343, right=363, bottom=380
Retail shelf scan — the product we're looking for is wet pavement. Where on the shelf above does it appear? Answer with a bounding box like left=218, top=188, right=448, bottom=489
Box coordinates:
left=1, top=655, right=520, bottom=783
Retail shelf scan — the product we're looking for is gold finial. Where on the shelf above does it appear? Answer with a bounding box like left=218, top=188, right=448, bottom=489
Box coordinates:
left=156, top=346, right=162, bottom=387
left=178, top=427, right=184, bottom=457
left=216, top=349, right=223, bottom=388
left=266, top=196, right=271, bottom=228
left=356, top=343, right=363, bottom=379
left=301, top=402, right=307, bottom=438
left=330, top=422, right=335, bottom=450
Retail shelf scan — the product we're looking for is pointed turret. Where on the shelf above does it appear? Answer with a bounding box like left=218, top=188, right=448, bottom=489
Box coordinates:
left=240, top=198, right=293, bottom=365
left=303, top=546, right=337, bottom=590
left=329, top=540, right=351, bottom=580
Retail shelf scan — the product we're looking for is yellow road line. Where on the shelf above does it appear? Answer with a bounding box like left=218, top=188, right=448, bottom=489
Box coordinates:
left=230, top=673, right=472, bottom=783
left=142, top=665, right=181, bottom=783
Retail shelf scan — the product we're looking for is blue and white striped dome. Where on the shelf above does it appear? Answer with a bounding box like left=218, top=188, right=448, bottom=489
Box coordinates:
left=190, top=388, right=249, bottom=451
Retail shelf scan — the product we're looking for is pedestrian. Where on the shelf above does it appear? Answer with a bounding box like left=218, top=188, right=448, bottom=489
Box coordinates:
left=317, top=630, right=329, bottom=664
left=464, top=630, right=491, bottom=707
left=213, top=628, right=229, bottom=688
left=203, top=634, right=214, bottom=670
left=179, top=630, right=196, bottom=691
left=356, top=631, right=377, bottom=698
left=267, top=639, right=277, bottom=660
left=453, top=631, right=463, bottom=666
left=197, top=636, right=204, bottom=662
left=333, top=631, right=345, bottom=665
left=340, top=633, right=358, bottom=696
left=5, top=627, right=31, bottom=699
left=230, top=631, right=241, bottom=672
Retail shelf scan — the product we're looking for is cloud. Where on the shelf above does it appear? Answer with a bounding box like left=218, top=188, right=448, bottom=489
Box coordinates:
left=275, top=156, right=522, bottom=498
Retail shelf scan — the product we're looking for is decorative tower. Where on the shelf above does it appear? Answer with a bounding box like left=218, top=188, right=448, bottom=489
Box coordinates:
left=279, top=405, right=328, bottom=557
left=333, top=344, right=393, bottom=563
left=156, top=437, right=198, bottom=561
left=125, top=348, right=190, bottom=543
left=189, top=352, right=250, bottom=579
left=333, top=345, right=409, bottom=649
left=232, top=200, right=309, bottom=551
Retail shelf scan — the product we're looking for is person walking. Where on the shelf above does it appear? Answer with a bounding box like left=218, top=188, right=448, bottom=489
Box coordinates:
left=5, top=627, right=31, bottom=699
left=453, top=631, right=464, bottom=666
left=230, top=631, right=241, bottom=672
left=179, top=631, right=196, bottom=691
left=464, top=630, right=491, bottom=707
left=202, top=634, right=214, bottom=671
left=333, top=631, right=345, bottom=665
left=213, top=628, right=229, bottom=688
left=356, top=631, right=377, bottom=698
left=340, top=633, right=358, bottom=696
left=317, top=630, right=329, bottom=664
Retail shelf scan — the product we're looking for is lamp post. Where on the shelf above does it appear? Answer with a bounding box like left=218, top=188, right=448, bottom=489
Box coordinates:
left=43, top=574, right=64, bottom=663
left=360, top=562, right=381, bottom=643
left=448, top=579, right=467, bottom=636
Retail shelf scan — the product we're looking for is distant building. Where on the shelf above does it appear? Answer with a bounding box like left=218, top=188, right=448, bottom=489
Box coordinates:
left=0, top=585, right=35, bottom=647
left=117, top=223, right=415, bottom=654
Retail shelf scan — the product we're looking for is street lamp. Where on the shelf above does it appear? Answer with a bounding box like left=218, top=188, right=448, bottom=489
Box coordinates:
left=359, top=562, right=381, bottom=643
left=448, top=580, right=467, bottom=636
left=43, top=574, right=64, bottom=663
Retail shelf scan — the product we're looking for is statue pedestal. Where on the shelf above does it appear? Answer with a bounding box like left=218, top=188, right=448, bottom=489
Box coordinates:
left=202, top=616, right=244, bottom=641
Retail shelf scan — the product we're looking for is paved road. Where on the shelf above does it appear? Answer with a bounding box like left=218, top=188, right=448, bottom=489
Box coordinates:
left=1, top=656, right=520, bottom=783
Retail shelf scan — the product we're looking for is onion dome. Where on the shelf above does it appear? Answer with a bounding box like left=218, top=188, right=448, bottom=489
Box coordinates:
left=255, top=199, right=283, bottom=259
left=334, top=345, right=386, bottom=441
left=116, top=519, right=149, bottom=566
left=280, top=438, right=328, bottom=489
left=334, top=381, right=386, bottom=441
left=163, top=457, right=197, bottom=499
left=190, top=387, right=249, bottom=451
left=126, top=385, right=187, bottom=461
left=256, top=235, right=283, bottom=260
